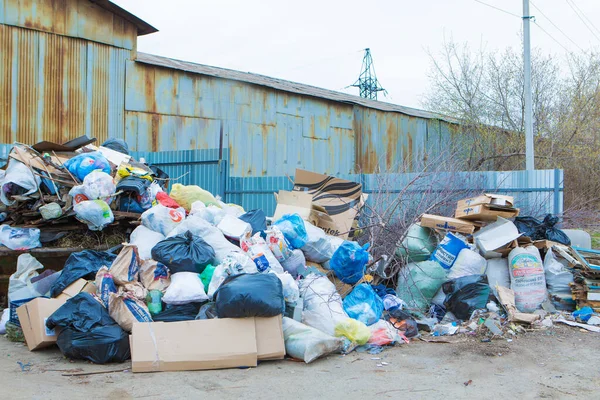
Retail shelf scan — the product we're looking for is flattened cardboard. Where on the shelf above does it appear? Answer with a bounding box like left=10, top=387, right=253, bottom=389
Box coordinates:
left=255, top=315, right=285, bottom=360
left=456, top=193, right=514, bottom=209
left=455, top=204, right=520, bottom=221
left=293, top=169, right=363, bottom=239
left=496, top=286, right=539, bottom=324
left=55, top=279, right=97, bottom=300
left=474, top=217, right=522, bottom=257
left=272, top=190, right=313, bottom=222
left=131, top=318, right=258, bottom=373
left=419, top=214, right=476, bottom=234
left=17, top=298, right=66, bottom=351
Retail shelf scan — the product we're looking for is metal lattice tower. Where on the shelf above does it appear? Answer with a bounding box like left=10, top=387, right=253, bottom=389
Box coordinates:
left=351, top=48, right=386, bottom=100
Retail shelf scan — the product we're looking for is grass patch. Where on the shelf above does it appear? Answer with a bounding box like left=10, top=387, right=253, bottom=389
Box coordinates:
left=592, top=232, right=600, bottom=250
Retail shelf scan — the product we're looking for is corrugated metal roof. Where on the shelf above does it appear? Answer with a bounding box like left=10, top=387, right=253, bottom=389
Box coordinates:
left=89, top=0, right=157, bottom=36
left=135, top=52, right=457, bottom=123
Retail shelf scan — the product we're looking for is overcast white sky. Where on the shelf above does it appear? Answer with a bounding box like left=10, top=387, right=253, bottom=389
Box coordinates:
left=114, top=0, right=600, bottom=109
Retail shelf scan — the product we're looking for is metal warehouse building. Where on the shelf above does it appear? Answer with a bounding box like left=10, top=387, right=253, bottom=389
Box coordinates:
left=0, top=0, right=458, bottom=180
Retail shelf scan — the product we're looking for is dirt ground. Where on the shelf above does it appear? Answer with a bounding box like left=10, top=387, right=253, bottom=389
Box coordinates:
left=0, top=324, right=598, bottom=400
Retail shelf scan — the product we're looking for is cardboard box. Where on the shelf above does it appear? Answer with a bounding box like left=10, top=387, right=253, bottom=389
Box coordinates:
left=16, top=298, right=66, bottom=351
left=254, top=315, right=285, bottom=361
left=131, top=318, right=258, bottom=373
left=55, top=279, right=97, bottom=300
left=272, top=190, right=313, bottom=222
left=454, top=204, right=520, bottom=221
left=474, top=217, right=522, bottom=258
left=420, top=214, right=476, bottom=234
left=456, top=193, right=514, bottom=209
left=293, top=169, right=364, bottom=239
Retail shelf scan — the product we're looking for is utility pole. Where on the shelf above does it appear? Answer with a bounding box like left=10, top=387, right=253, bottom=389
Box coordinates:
left=350, top=48, right=387, bottom=100
left=523, top=0, right=534, bottom=170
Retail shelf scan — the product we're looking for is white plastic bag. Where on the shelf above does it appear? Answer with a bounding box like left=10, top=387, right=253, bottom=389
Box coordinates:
left=74, top=199, right=114, bottom=231
left=281, top=249, right=306, bottom=278
left=129, top=225, right=165, bottom=260
left=448, top=249, right=487, bottom=279
left=217, top=214, right=251, bottom=241
left=299, top=274, right=348, bottom=336
left=241, top=233, right=284, bottom=273
left=301, top=222, right=336, bottom=263
left=189, top=200, right=206, bottom=215
left=162, top=272, right=209, bottom=305
left=194, top=205, right=226, bottom=225
left=142, top=204, right=186, bottom=236
left=0, top=159, right=41, bottom=206
left=0, top=308, right=9, bottom=334
left=508, top=246, right=547, bottom=312
left=274, top=272, right=300, bottom=303
left=207, top=252, right=257, bottom=298
left=0, top=225, right=41, bottom=250
left=8, top=253, right=44, bottom=303
left=544, top=249, right=573, bottom=295
left=486, top=258, right=510, bottom=297
left=69, top=170, right=116, bottom=205
left=282, top=317, right=344, bottom=363
left=168, top=214, right=240, bottom=263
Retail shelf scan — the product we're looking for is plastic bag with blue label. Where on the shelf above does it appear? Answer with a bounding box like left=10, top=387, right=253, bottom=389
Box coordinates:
left=108, top=244, right=141, bottom=285
left=330, top=241, right=369, bottom=284
left=108, top=292, right=153, bottom=332
left=273, top=213, right=308, bottom=249
left=430, top=232, right=469, bottom=269
left=63, top=151, right=111, bottom=181
left=343, top=283, right=384, bottom=326
left=94, top=266, right=117, bottom=308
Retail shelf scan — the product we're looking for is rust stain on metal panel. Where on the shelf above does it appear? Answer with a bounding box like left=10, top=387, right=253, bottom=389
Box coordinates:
left=0, top=25, right=13, bottom=143
left=17, top=27, right=38, bottom=145
left=90, top=44, right=110, bottom=143
left=151, top=113, right=159, bottom=151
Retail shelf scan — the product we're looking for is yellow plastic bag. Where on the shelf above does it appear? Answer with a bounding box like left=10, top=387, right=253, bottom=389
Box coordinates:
left=170, top=183, right=220, bottom=211
left=334, top=318, right=371, bottom=345
left=116, top=164, right=153, bottom=182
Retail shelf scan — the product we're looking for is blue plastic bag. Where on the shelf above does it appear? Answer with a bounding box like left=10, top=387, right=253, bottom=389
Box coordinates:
left=273, top=214, right=308, bottom=249
left=430, top=232, right=468, bottom=269
left=573, top=306, right=594, bottom=322
left=63, top=152, right=111, bottom=181
left=343, top=284, right=384, bottom=326
left=330, top=241, right=369, bottom=284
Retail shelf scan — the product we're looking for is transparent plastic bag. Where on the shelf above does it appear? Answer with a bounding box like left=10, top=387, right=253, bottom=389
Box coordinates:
left=299, top=274, right=348, bottom=335
left=141, top=204, right=185, bottom=236
left=282, top=317, right=344, bottom=363
left=8, top=253, right=44, bottom=303
left=343, top=283, right=384, bottom=326
left=0, top=159, right=41, bottom=206
left=273, top=214, right=308, bottom=249
left=0, top=225, right=41, bottom=251
left=274, top=272, right=300, bottom=303
left=170, top=183, right=220, bottom=211
left=69, top=170, right=116, bottom=205
left=74, top=200, right=114, bottom=231
left=63, top=151, right=111, bottom=181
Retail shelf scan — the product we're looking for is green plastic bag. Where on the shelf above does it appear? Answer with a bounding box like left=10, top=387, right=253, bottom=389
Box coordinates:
left=396, top=224, right=437, bottom=262
left=199, top=264, right=216, bottom=292
left=396, top=261, right=448, bottom=311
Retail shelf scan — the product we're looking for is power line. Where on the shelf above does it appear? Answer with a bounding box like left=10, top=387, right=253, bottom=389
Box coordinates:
left=473, top=0, right=521, bottom=19
left=533, top=20, right=571, bottom=54
left=530, top=0, right=584, bottom=51
left=566, top=0, right=600, bottom=43
left=569, top=0, right=600, bottom=37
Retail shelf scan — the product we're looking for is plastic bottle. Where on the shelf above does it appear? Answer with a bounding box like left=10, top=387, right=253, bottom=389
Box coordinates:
left=146, top=290, right=163, bottom=315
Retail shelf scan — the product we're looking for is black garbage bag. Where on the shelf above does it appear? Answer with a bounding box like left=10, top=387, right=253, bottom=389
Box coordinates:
left=101, top=138, right=129, bottom=155
left=239, top=209, right=267, bottom=233
left=443, top=275, right=490, bottom=321
left=384, top=308, right=419, bottom=338
left=514, top=214, right=571, bottom=245
left=46, top=293, right=130, bottom=364
left=151, top=231, right=215, bottom=274
left=50, top=250, right=117, bottom=298
left=215, top=273, right=284, bottom=318
left=152, top=303, right=203, bottom=322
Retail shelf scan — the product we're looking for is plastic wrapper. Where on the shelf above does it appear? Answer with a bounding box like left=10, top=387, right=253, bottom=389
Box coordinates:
left=283, top=317, right=343, bottom=363
left=266, top=227, right=292, bottom=262
left=299, top=274, right=348, bottom=336
left=46, top=293, right=130, bottom=364
left=330, top=241, right=369, bottom=284
left=139, top=260, right=170, bottom=292
left=63, top=151, right=111, bottom=181
left=343, top=283, right=384, bottom=326
left=334, top=318, right=371, bottom=345
left=386, top=308, right=419, bottom=338
left=167, top=214, right=239, bottom=263
left=544, top=248, right=574, bottom=307
left=108, top=293, right=153, bottom=332
left=215, top=273, right=285, bottom=318
left=273, top=213, right=308, bottom=249
left=151, top=231, right=215, bottom=274
left=74, top=200, right=114, bottom=231
left=508, top=246, right=547, bottom=312
left=50, top=250, right=117, bottom=298
left=448, top=248, right=487, bottom=280
left=0, top=159, right=41, bottom=206
left=141, top=205, right=186, bottom=236
left=443, top=275, right=491, bottom=320
left=241, top=233, right=284, bottom=273
left=0, top=225, right=41, bottom=250
left=129, top=225, right=165, bottom=260
left=107, top=244, right=141, bottom=285
left=195, top=302, right=218, bottom=320
left=170, top=183, right=220, bottom=211
left=162, top=272, right=209, bottom=305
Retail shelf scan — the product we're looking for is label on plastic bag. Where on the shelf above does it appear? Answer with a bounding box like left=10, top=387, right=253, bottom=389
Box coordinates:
left=43, top=318, right=56, bottom=337
left=253, top=254, right=270, bottom=272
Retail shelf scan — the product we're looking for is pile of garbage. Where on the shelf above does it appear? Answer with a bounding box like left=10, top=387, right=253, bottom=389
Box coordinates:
left=1, top=143, right=598, bottom=372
